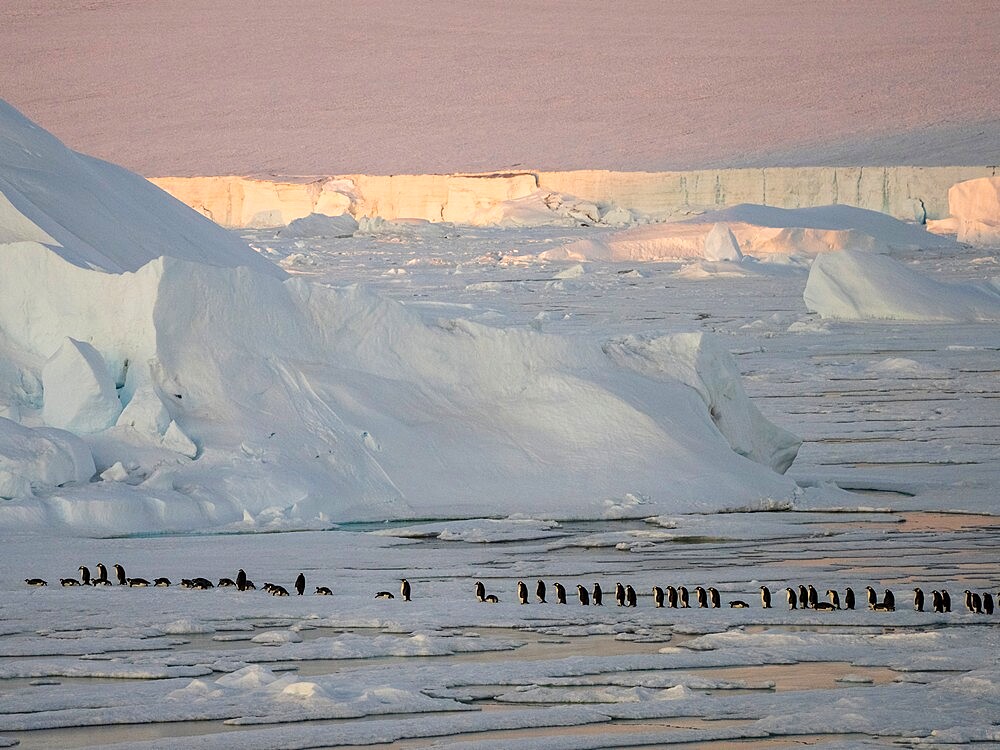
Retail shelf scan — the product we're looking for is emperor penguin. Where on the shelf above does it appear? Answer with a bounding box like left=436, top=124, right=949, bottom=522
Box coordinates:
left=475, top=581, right=486, bottom=602
left=827, top=589, right=841, bottom=609
left=913, top=588, right=924, bottom=612
left=983, top=592, right=994, bottom=615
left=797, top=585, right=809, bottom=609
left=807, top=585, right=818, bottom=610
left=759, top=586, right=771, bottom=609
left=554, top=582, right=567, bottom=604
left=708, top=587, right=721, bottom=609
left=695, top=587, right=708, bottom=608
left=577, top=584, right=590, bottom=606
left=678, top=586, right=690, bottom=608
left=785, top=587, right=797, bottom=610
left=865, top=586, right=878, bottom=609
left=844, top=587, right=855, bottom=610
left=78, top=566, right=92, bottom=586
left=625, top=585, right=637, bottom=608
left=295, top=573, right=305, bottom=596
left=652, top=586, right=665, bottom=608
left=517, top=580, right=528, bottom=605
left=113, top=564, right=127, bottom=586
left=24, top=578, right=47, bottom=586
left=535, top=579, right=547, bottom=603
left=592, top=582, right=603, bottom=606
left=615, top=582, right=626, bottom=607
left=94, top=563, right=110, bottom=585
left=667, top=585, right=678, bottom=608
left=941, top=589, right=951, bottom=612
left=237, top=569, right=248, bottom=591
left=882, top=588, right=895, bottom=611
left=931, top=589, right=943, bottom=613
left=964, top=589, right=975, bottom=613
left=400, top=578, right=411, bottom=601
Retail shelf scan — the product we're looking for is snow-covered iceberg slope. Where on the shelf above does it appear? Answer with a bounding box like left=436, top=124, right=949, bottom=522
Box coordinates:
left=0, top=100, right=800, bottom=534
left=543, top=204, right=956, bottom=262
left=0, top=99, right=281, bottom=278
left=0, top=241, right=800, bottom=533
left=804, top=250, right=1000, bottom=322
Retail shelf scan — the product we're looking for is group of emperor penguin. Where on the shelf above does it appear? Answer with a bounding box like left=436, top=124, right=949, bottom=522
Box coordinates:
left=479, top=580, right=748, bottom=608
left=465, top=580, right=997, bottom=615
left=24, top=564, right=413, bottom=602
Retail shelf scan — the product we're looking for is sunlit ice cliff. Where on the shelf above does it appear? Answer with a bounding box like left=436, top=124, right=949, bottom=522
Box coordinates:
left=151, top=166, right=998, bottom=233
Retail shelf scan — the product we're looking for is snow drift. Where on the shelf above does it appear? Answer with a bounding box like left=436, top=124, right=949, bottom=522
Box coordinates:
left=804, top=250, right=1000, bottom=322
left=543, top=204, right=956, bottom=262
left=0, top=100, right=801, bottom=534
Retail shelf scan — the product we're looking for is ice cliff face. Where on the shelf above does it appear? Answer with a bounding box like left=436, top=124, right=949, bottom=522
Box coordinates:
left=151, top=166, right=998, bottom=230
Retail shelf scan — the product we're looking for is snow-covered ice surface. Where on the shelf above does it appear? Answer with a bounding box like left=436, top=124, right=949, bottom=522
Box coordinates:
left=2, top=512, right=999, bottom=749
left=3, top=221, right=999, bottom=747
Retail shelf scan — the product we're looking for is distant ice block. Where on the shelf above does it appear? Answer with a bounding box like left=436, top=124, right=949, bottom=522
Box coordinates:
left=703, top=223, right=743, bottom=261
left=804, top=250, right=1000, bottom=322
left=948, top=176, right=1000, bottom=247
left=278, top=213, right=359, bottom=239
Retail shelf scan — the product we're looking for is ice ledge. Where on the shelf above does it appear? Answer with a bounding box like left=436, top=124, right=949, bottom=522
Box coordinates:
left=150, top=166, right=999, bottom=229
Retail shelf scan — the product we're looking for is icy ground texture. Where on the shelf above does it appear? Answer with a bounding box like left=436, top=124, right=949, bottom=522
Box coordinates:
left=1, top=2, right=998, bottom=175
left=1, top=514, right=998, bottom=749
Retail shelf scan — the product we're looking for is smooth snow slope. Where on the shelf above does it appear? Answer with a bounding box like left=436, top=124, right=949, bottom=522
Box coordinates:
left=0, top=100, right=282, bottom=277
left=1, top=2, right=998, bottom=175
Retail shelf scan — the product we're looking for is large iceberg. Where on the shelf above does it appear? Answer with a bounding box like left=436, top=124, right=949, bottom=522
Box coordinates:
left=0, top=99, right=801, bottom=534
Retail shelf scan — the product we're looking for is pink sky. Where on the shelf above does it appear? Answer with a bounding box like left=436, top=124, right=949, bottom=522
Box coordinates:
left=2, top=1, right=998, bottom=176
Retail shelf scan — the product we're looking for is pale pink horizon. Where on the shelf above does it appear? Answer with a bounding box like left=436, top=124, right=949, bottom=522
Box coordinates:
left=2, top=1, right=998, bottom=177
